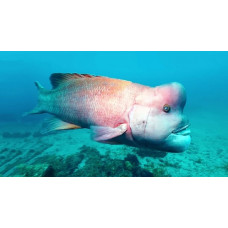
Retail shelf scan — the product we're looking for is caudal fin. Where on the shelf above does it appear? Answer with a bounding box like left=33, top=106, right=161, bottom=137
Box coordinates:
left=23, top=81, right=47, bottom=117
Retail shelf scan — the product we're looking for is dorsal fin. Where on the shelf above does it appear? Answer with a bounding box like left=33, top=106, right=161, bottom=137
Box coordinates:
left=50, top=73, right=95, bottom=89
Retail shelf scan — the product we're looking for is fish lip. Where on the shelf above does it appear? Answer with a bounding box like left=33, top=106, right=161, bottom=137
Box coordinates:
left=172, top=124, right=190, bottom=134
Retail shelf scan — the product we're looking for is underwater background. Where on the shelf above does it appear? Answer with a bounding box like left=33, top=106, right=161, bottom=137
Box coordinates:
left=0, top=51, right=227, bottom=177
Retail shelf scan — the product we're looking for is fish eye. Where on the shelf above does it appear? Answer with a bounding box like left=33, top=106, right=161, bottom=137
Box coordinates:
left=163, top=104, right=171, bottom=113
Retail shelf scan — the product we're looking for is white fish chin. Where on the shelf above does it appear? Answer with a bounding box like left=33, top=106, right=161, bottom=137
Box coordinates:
left=162, top=132, right=191, bottom=152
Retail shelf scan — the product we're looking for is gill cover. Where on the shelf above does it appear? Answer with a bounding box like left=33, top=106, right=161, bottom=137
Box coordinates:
left=129, top=105, right=151, bottom=142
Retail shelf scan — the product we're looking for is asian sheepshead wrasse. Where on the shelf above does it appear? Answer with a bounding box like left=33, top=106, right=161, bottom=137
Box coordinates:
left=26, top=73, right=191, bottom=152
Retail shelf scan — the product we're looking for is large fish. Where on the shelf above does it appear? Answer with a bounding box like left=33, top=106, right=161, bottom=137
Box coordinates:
left=26, top=73, right=191, bottom=152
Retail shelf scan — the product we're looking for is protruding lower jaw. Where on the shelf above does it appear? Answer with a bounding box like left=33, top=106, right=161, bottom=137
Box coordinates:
left=155, top=124, right=191, bottom=152
left=160, top=133, right=191, bottom=152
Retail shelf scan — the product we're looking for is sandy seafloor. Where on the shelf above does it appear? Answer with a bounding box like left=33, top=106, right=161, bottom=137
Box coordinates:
left=0, top=109, right=227, bottom=177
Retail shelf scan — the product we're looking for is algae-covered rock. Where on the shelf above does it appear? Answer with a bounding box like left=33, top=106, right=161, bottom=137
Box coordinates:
left=152, top=167, right=170, bottom=177
left=32, top=152, right=85, bottom=177
left=124, top=154, right=139, bottom=167
left=123, top=154, right=154, bottom=177
left=144, top=162, right=170, bottom=177
left=10, top=144, right=162, bottom=177
left=16, top=164, right=50, bottom=177
left=125, top=161, right=133, bottom=171
left=42, top=165, right=55, bottom=177
left=72, top=145, right=133, bottom=177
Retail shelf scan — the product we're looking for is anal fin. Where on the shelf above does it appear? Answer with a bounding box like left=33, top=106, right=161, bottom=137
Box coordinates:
left=41, top=117, right=81, bottom=134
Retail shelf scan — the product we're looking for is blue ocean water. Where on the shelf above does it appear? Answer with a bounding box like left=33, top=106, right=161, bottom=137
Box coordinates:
left=0, top=51, right=227, bottom=177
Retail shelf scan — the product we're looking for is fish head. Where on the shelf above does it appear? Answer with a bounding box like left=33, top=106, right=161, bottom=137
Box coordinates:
left=129, top=82, right=191, bottom=152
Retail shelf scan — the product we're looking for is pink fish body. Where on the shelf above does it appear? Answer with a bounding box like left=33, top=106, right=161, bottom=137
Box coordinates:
left=27, top=73, right=191, bottom=152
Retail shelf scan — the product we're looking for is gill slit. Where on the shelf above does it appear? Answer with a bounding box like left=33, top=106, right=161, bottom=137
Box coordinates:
left=143, top=107, right=152, bottom=137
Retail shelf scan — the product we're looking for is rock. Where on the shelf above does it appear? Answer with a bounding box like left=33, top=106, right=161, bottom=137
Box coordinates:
left=125, top=161, right=133, bottom=171
left=42, top=165, right=55, bottom=177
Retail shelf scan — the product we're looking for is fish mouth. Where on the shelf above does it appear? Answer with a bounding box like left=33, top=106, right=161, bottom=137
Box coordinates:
left=172, top=124, right=191, bottom=136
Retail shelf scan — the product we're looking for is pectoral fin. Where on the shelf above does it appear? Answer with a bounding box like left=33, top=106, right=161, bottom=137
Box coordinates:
left=41, top=117, right=81, bottom=134
left=91, top=124, right=127, bottom=141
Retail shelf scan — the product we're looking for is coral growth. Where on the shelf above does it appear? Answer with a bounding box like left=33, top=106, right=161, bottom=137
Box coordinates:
left=11, top=145, right=169, bottom=177
left=0, top=144, right=51, bottom=176
left=143, top=162, right=170, bottom=177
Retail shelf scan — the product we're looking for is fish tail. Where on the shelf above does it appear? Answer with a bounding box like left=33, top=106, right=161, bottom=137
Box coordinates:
left=23, top=81, right=49, bottom=117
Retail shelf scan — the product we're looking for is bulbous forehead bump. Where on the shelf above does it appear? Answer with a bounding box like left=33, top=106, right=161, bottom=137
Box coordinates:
left=154, top=82, right=186, bottom=108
